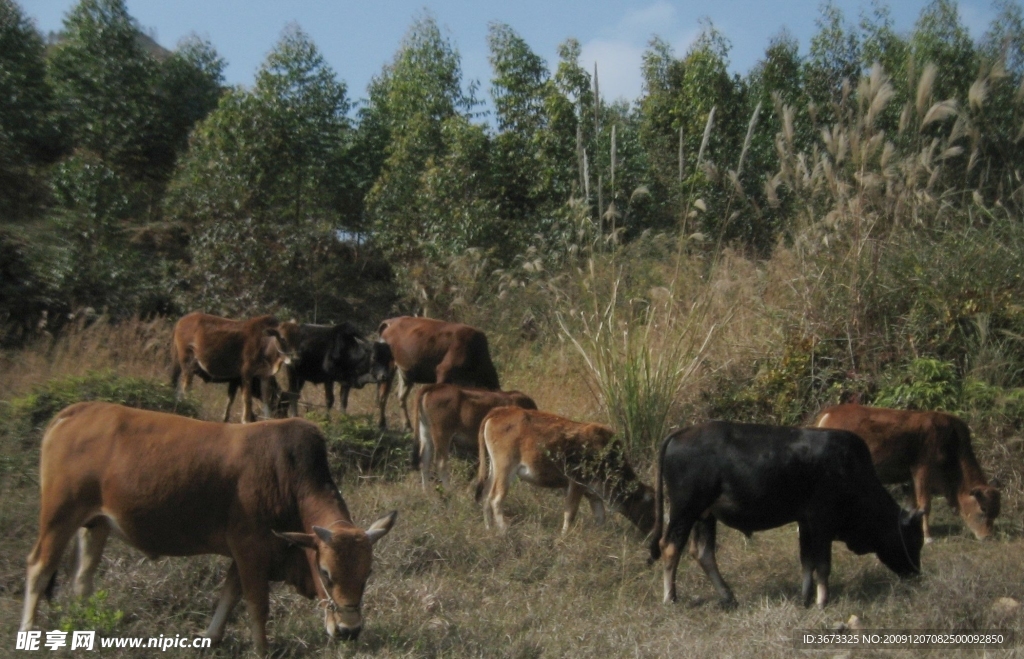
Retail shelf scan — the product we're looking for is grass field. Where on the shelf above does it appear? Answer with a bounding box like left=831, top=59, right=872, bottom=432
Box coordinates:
left=2, top=318, right=1023, bottom=658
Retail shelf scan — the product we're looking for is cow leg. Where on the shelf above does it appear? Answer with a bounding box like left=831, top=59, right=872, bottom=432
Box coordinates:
left=911, top=466, right=934, bottom=543
left=324, top=382, right=335, bottom=415
left=485, top=454, right=514, bottom=533
left=397, top=373, right=415, bottom=431
left=586, top=490, right=606, bottom=525
left=285, top=372, right=302, bottom=418
left=339, top=384, right=351, bottom=414
left=798, top=522, right=832, bottom=608
left=236, top=558, right=271, bottom=655
left=660, top=540, right=683, bottom=604
left=258, top=377, right=276, bottom=421
left=418, top=418, right=434, bottom=490
left=376, top=368, right=395, bottom=429
left=660, top=511, right=698, bottom=604
left=204, top=562, right=242, bottom=645
left=562, top=481, right=586, bottom=533
left=691, top=517, right=735, bottom=607
left=240, top=379, right=257, bottom=424
left=73, top=519, right=111, bottom=598
left=433, top=423, right=451, bottom=489
left=21, top=521, right=80, bottom=631
left=223, top=381, right=239, bottom=422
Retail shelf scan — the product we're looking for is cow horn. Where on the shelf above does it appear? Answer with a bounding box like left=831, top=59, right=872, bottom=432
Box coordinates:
left=274, top=530, right=317, bottom=549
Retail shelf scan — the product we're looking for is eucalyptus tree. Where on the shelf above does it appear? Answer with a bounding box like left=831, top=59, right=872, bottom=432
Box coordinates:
left=168, top=25, right=358, bottom=317
left=0, top=0, right=59, bottom=222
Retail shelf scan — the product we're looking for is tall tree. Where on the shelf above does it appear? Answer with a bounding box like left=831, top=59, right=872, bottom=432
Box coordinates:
left=361, top=13, right=476, bottom=260
left=167, top=25, right=358, bottom=317
left=47, top=0, right=157, bottom=180
left=910, top=0, right=975, bottom=102
left=804, top=2, right=862, bottom=124
left=0, top=0, right=60, bottom=220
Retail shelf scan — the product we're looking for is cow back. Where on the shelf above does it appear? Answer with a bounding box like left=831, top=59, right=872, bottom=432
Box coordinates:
left=39, top=402, right=340, bottom=558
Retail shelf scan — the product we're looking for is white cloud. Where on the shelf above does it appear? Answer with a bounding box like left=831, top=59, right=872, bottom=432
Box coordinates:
left=580, top=39, right=647, bottom=103
left=580, top=2, right=702, bottom=103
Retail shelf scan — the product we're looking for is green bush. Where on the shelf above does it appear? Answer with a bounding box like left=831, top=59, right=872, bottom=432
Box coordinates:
left=310, top=412, right=412, bottom=481
left=873, top=358, right=961, bottom=412
left=55, top=591, right=123, bottom=635
left=2, top=371, right=200, bottom=447
left=706, top=336, right=850, bottom=426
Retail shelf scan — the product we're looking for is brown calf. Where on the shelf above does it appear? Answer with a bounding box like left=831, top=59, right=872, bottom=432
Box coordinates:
left=474, top=407, right=655, bottom=535
left=412, top=384, right=537, bottom=489
left=171, top=312, right=295, bottom=423
left=373, top=316, right=500, bottom=429
left=814, top=403, right=1000, bottom=541
left=20, top=402, right=396, bottom=655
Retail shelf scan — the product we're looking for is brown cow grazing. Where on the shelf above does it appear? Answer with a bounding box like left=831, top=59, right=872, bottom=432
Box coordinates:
left=20, top=402, right=397, bottom=655
left=171, top=312, right=296, bottom=423
left=474, top=407, right=655, bottom=535
left=373, top=316, right=500, bottom=430
left=814, top=403, right=1000, bottom=541
left=413, top=384, right=537, bottom=489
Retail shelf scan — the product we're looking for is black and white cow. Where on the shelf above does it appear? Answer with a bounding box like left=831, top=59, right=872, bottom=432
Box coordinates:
left=650, top=421, right=924, bottom=608
left=275, top=322, right=389, bottom=417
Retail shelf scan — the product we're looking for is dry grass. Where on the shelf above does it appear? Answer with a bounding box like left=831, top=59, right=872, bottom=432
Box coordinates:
left=3, top=318, right=1024, bottom=658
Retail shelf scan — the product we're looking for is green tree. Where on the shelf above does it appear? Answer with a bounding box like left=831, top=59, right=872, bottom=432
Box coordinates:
left=488, top=22, right=549, bottom=223
left=168, top=25, right=358, bottom=317
left=150, top=36, right=224, bottom=185
left=362, top=13, right=476, bottom=260
left=910, top=0, right=975, bottom=102
left=0, top=0, right=60, bottom=220
left=47, top=0, right=158, bottom=181
left=804, top=2, right=862, bottom=124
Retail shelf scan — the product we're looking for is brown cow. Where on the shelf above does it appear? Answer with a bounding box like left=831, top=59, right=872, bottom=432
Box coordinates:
left=474, top=407, right=655, bottom=535
left=171, top=312, right=296, bottom=423
left=373, top=316, right=500, bottom=430
left=413, top=384, right=537, bottom=489
left=20, top=402, right=397, bottom=655
left=814, top=403, right=1000, bottom=541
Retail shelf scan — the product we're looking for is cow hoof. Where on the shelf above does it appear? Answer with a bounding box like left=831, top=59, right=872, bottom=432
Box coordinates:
left=924, top=537, right=934, bottom=545
left=719, top=597, right=738, bottom=611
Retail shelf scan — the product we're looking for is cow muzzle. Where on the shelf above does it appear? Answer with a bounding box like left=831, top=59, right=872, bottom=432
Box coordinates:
left=324, top=604, right=362, bottom=642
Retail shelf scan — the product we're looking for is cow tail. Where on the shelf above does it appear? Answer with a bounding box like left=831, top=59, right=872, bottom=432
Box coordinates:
left=411, top=389, right=424, bottom=469
left=44, top=571, right=58, bottom=601
left=474, top=416, right=491, bottom=503
left=648, top=432, right=672, bottom=564
left=170, top=340, right=181, bottom=391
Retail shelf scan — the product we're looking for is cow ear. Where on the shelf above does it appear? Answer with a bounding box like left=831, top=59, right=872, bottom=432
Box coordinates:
left=274, top=530, right=317, bottom=549
left=312, top=526, right=334, bottom=544
left=365, top=510, right=398, bottom=545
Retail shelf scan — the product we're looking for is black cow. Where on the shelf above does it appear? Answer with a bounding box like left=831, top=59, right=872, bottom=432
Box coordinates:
left=275, top=322, right=388, bottom=417
left=650, top=421, right=924, bottom=609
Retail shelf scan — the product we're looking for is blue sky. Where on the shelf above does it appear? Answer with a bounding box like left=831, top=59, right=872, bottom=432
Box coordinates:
left=28, top=0, right=1001, bottom=109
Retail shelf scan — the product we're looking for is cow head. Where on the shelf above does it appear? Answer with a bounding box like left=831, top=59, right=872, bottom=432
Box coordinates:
left=324, top=326, right=369, bottom=376
left=276, top=511, right=397, bottom=641
left=368, top=341, right=394, bottom=383
left=960, top=484, right=1001, bottom=540
left=618, top=482, right=657, bottom=535
left=265, top=325, right=300, bottom=371
left=877, top=508, right=924, bottom=577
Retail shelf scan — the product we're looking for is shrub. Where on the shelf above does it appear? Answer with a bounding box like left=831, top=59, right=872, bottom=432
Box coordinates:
left=705, top=336, right=851, bottom=426
left=873, top=358, right=961, bottom=411
left=2, top=370, right=199, bottom=448
left=311, top=412, right=412, bottom=481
